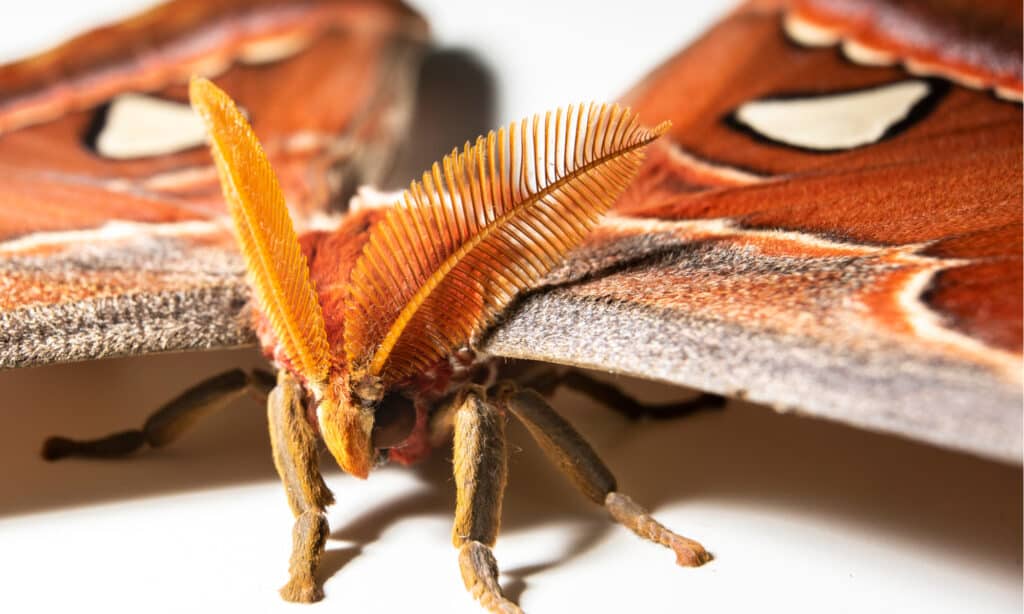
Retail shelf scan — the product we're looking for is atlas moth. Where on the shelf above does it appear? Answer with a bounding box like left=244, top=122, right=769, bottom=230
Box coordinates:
left=0, top=0, right=1019, bottom=612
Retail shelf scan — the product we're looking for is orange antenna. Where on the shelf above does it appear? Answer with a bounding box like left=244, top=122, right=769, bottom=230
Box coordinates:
left=345, top=102, right=670, bottom=386
left=190, top=77, right=330, bottom=390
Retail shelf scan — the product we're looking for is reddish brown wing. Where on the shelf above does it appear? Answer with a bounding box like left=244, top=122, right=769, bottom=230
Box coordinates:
left=484, top=0, right=1023, bottom=463
left=0, top=0, right=427, bottom=368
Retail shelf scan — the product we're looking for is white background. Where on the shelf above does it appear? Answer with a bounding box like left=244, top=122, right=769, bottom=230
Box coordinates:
left=0, top=2, right=1021, bottom=613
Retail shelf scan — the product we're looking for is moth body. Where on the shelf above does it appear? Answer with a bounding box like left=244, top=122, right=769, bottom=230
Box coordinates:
left=252, top=206, right=496, bottom=471
left=181, top=76, right=712, bottom=612
left=187, top=71, right=675, bottom=483
left=15, top=1, right=1022, bottom=611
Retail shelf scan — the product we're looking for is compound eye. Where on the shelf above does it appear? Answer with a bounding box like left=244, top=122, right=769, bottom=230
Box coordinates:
left=370, top=392, right=416, bottom=449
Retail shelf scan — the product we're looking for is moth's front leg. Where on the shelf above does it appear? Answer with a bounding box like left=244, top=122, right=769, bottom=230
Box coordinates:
left=267, top=371, right=335, bottom=603
left=451, top=386, right=523, bottom=614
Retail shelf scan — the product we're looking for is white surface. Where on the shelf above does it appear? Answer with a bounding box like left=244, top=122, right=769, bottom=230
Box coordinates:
left=0, top=349, right=1020, bottom=614
left=1, top=2, right=1022, bottom=614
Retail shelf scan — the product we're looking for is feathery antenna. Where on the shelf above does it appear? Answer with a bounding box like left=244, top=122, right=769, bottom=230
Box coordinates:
left=345, top=103, right=669, bottom=386
left=190, top=77, right=331, bottom=389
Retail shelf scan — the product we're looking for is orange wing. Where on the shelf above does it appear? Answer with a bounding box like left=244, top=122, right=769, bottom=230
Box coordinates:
left=483, top=0, right=1022, bottom=463
left=0, top=0, right=426, bottom=369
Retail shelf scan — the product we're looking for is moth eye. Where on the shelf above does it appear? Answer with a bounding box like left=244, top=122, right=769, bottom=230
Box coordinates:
left=86, top=93, right=208, bottom=159
left=370, top=392, right=416, bottom=450
left=726, top=79, right=942, bottom=152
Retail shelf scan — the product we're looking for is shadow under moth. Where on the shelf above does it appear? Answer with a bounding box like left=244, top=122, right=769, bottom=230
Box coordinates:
left=0, top=0, right=1020, bottom=612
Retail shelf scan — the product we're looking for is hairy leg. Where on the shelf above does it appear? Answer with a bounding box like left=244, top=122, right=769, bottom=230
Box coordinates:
left=42, top=369, right=275, bottom=460
left=518, top=365, right=725, bottom=421
left=267, top=370, right=335, bottom=603
left=450, top=386, right=522, bottom=614
left=498, top=383, right=710, bottom=566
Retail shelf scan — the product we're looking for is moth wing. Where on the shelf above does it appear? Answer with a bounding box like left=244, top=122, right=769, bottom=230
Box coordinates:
left=0, top=0, right=427, bottom=368
left=483, top=0, right=1023, bottom=463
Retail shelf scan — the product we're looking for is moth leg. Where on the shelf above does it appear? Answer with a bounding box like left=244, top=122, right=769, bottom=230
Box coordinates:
left=268, top=370, right=334, bottom=603
left=522, top=367, right=725, bottom=421
left=498, top=384, right=710, bottom=567
left=451, top=386, right=522, bottom=614
left=42, top=369, right=275, bottom=461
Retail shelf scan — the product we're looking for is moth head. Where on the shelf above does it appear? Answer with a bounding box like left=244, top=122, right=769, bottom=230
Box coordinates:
left=315, top=373, right=416, bottom=478
left=316, top=375, right=375, bottom=479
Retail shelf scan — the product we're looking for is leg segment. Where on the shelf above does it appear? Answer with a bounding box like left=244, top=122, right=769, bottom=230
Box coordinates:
left=42, top=369, right=272, bottom=461
left=498, top=384, right=710, bottom=567
left=267, top=370, right=334, bottom=603
left=451, top=386, right=522, bottom=614
left=519, top=367, right=725, bottom=421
